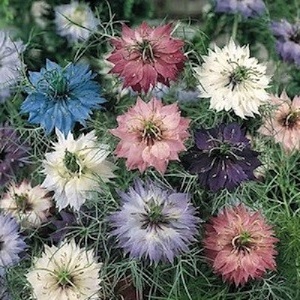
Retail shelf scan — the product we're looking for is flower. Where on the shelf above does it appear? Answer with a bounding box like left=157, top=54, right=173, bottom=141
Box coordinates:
left=258, top=91, right=300, bottom=152
left=214, top=0, right=266, bottom=18
left=109, top=179, right=199, bottom=263
left=26, top=239, right=102, bottom=300
left=0, top=213, right=26, bottom=276
left=42, top=129, right=115, bottom=211
left=271, top=20, right=300, bottom=66
left=21, top=59, right=106, bottom=136
left=182, top=123, right=261, bottom=192
left=0, top=31, right=25, bottom=103
left=107, top=22, right=186, bottom=93
left=203, top=204, right=278, bottom=286
left=0, top=277, right=11, bottom=300
left=194, top=39, right=270, bottom=118
left=0, top=180, right=52, bottom=228
left=31, top=1, right=51, bottom=28
left=0, top=124, right=30, bottom=186
left=54, top=1, right=99, bottom=43
left=110, top=97, right=190, bottom=174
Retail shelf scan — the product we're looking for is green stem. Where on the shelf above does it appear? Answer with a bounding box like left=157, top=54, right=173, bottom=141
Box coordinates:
left=231, top=14, right=241, bottom=42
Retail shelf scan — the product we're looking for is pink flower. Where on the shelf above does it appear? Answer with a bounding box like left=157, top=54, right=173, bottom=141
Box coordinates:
left=258, top=91, right=300, bottom=152
left=203, top=204, right=278, bottom=286
left=107, top=22, right=186, bottom=93
left=110, top=97, right=190, bottom=174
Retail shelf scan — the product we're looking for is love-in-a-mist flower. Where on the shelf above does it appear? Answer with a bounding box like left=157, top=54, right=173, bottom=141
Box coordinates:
left=42, top=129, right=115, bottom=211
left=0, top=213, right=26, bottom=276
left=21, top=59, right=106, bottom=136
left=182, top=123, right=261, bottom=191
left=26, top=239, right=102, bottom=300
left=107, top=22, right=186, bottom=93
left=271, top=20, right=300, bottom=66
left=110, top=179, right=199, bottom=263
left=214, top=0, right=266, bottom=18
left=0, top=180, right=52, bottom=228
left=110, top=97, right=190, bottom=174
left=54, top=1, right=99, bottom=43
left=258, top=91, right=300, bottom=152
left=194, top=39, right=270, bottom=118
left=0, top=124, right=30, bottom=186
left=203, top=204, right=278, bottom=286
left=0, top=31, right=25, bottom=102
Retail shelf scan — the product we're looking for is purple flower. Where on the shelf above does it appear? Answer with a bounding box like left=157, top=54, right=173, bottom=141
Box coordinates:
left=271, top=20, right=300, bottom=66
left=109, top=179, right=199, bottom=264
left=214, top=0, right=266, bottom=18
left=182, top=123, right=261, bottom=192
left=0, top=124, right=30, bottom=186
left=0, top=213, right=26, bottom=275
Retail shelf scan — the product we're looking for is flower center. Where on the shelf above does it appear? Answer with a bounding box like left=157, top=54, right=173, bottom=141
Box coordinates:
left=137, top=40, right=155, bottom=62
left=290, top=27, right=300, bottom=43
left=226, top=65, right=250, bottom=91
left=0, top=149, right=7, bottom=162
left=71, top=6, right=87, bottom=26
left=56, top=269, right=74, bottom=288
left=43, top=70, right=69, bottom=100
left=64, top=150, right=81, bottom=174
left=281, top=111, right=300, bottom=128
left=232, top=231, right=253, bottom=253
left=140, top=200, right=169, bottom=230
left=14, top=194, right=33, bottom=213
left=141, top=121, right=162, bottom=146
left=0, top=238, right=4, bottom=251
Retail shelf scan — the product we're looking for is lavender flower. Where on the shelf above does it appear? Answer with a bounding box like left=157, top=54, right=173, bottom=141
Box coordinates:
left=271, top=20, right=300, bottom=66
left=214, top=0, right=266, bottom=18
left=0, top=213, right=26, bottom=275
left=110, top=179, right=199, bottom=264
left=0, top=124, right=30, bottom=186
left=182, top=123, right=261, bottom=192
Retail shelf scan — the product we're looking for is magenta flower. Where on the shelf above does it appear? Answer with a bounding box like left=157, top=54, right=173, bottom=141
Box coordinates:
left=110, top=97, right=190, bottom=174
left=203, top=204, right=278, bottom=286
left=107, top=22, right=186, bottom=93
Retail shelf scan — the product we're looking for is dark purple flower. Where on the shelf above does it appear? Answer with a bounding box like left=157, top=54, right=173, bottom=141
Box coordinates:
left=109, top=179, right=199, bottom=264
left=271, top=20, right=300, bottom=66
left=182, top=123, right=261, bottom=192
left=0, top=124, right=30, bottom=186
left=215, top=0, right=266, bottom=18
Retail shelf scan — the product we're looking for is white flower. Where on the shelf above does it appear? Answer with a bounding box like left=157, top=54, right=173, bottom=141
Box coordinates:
left=54, top=1, right=99, bottom=43
left=0, top=180, right=52, bottom=228
left=26, top=240, right=102, bottom=300
left=0, top=31, right=25, bottom=98
left=42, top=129, right=115, bottom=211
left=194, top=39, right=271, bottom=118
left=31, top=1, right=50, bottom=28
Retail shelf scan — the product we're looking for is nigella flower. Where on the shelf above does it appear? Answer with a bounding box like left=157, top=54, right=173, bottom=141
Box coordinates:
left=107, top=22, right=186, bottom=93
left=110, top=97, right=190, bottom=174
left=271, top=20, right=300, bottom=66
left=203, top=204, right=278, bottom=286
left=0, top=31, right=25, bottom=103
left=26, top=239, right=102, bottom=300
left=109, top=179, right=199, bottom=264
left=54, top=1, right=99, bottom=43
left=258, top=91, right=300, bottom=152
left=0, top=124, right=30, bottom=186
left=21, top=59, right=106, bottom=136
left=194, top=39, right=271, bottom=118
left=0, top=180, right=53, bottom=228
left=182, top=123, right=261, bottom=192
left=0, top=213, right=26, bottom=276
left=0, top=277, right=11, bottom=300
left=42, top=129, right=115, bottom=211
left=214, top=0, right=266, bottom=18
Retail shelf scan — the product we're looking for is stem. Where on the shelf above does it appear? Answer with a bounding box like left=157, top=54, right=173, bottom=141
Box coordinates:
left=231, top=14, right=241, bottom=42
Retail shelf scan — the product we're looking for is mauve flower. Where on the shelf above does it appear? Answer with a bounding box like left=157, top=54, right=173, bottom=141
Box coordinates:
left=203, top=204, right=278, bottom=286
left=214, top=0, right=266, bottom=18
left=110, top=97, right=190, bottom=174
left=0, top=124, right=30, bottom=186
left=0, top=213, right=26, bottom=276
left=258, top=91, right=300, bottom=152
left=182, top=123, right=261, bottom=191
left=109, top=179, right=199, bottom=264
left=107, top=22, right=186, bottom=93
left=271, top=20, right=300, bottom=66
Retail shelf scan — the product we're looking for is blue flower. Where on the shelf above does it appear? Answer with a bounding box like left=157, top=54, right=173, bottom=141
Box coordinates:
left=21, top=60, right=106, bottom=136
left=0, top=213, right=26, bottom=276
